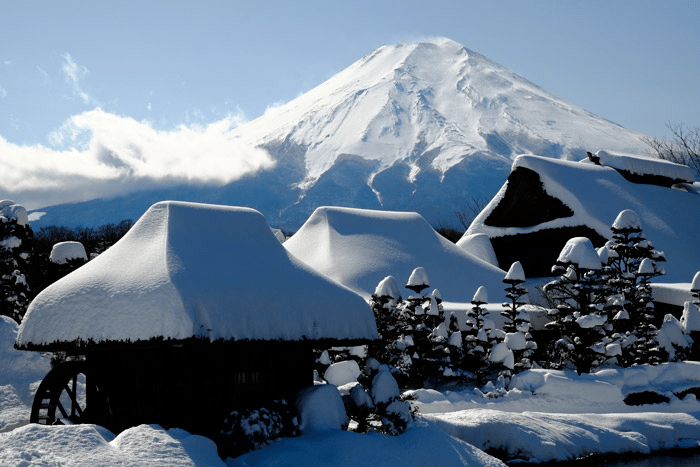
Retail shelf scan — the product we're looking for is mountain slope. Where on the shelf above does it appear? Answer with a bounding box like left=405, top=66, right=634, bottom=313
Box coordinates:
left=31, top=38, right=650, bottom=230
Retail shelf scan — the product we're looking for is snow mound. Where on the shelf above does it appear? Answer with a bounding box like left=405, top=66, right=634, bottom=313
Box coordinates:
left=230, top=421, right=506, bottom=467
left=296, top=384, right=348, bottom=432
left=0, top=424, right=225, bottom=466
left=285, top=206, right=506, bottom=302
left=414, top=363, right=700, bottom=463
left=324, top=360, right=362, bottom=387
left=657, top=315, right=692, bottom=360
left=49, top=241, right=88, bottom=264
left=17, top=201, right=377, bottom=349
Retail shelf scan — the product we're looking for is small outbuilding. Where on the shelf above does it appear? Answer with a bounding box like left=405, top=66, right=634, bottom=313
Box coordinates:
left=16, top=201, right=377, bottom=444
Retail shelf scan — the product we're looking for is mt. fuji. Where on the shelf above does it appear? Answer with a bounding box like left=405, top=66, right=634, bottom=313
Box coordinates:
left=31, top=38, right=649, bottom=230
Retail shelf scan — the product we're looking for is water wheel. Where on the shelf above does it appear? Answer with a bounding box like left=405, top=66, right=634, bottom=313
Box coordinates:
left=30, top=360, right=101, bottom=425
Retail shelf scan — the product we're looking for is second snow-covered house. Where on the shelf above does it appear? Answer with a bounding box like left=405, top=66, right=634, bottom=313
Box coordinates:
left=465, top=152, right=700, bottom=283
left=283, top=206, right=507, bottom=303
left=16, top=201, right=377, bottom=443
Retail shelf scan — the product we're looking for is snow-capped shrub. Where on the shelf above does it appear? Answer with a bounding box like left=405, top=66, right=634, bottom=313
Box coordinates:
left=324, top=360, right=362, bottom=386
left=296, top=384, right=348, bottom=432
left=344, top=363, right=414, bottom=436
left=371, top=369, right=400, bottom=404
left=681, top=301, right=700, bottom=334
left=657, top=314, right=692, bottom=362
left=220, top=400, right=300, bottom=458
left=49, top=241, right=88, bottom=265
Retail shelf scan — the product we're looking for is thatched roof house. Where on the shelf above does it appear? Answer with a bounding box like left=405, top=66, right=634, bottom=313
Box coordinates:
left=465, top=153, right=700, bottom=282
left=17, top=201, right=376, bottom=443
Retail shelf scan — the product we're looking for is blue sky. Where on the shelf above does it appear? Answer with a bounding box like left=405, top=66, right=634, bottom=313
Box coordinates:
left=0, top=0, right=699, bottom=209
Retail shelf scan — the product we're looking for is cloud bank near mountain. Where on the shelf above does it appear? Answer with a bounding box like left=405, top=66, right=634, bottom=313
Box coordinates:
left=0, top=108, right=273, bottom=210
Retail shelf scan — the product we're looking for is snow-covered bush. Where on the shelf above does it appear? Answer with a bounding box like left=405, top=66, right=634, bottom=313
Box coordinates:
left=296, top=384, right=348, bottom=432
left=219, top=399, right=300, bottom=458
left=46, top=241, right=89, bottom=286
left=656, top=314, right=692, bottom=362
left=343, top=359, right=414, bottom=436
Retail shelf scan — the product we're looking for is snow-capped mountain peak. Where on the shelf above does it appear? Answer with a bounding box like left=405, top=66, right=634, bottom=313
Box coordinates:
left=30, top=38, right=651, bottom=230
left=237, top=37, right=646, bottom=188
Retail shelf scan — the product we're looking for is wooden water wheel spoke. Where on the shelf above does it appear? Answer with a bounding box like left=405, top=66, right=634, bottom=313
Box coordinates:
left=62, top=379, right=84, bottom=418
left=56, top=399, right=69, bottom=419
left=30, top=360, right=95, bottom=426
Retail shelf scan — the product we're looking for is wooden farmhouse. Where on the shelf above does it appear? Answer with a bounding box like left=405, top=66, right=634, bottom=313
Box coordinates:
left=16, top=201, right=377, bottom=445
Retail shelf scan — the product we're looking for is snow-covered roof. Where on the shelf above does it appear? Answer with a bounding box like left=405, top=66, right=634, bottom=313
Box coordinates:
left=592, top=150, right=695, bottom=183
left=284, top=206, right=507, bottom=302
left=467, top=154, right=700, bottom=283
left=16, top=201, right=377, bottom=350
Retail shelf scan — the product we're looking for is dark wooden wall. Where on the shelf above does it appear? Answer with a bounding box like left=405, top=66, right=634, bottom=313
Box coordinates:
left=85, top=341, right=313, bottom=439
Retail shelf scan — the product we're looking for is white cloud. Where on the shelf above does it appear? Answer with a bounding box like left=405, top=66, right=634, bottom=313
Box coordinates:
left=0, top=109, right=275, bottom=210
left=61, top=53, right=93, bottom=104
left=0, top=84, right=6, bottom=98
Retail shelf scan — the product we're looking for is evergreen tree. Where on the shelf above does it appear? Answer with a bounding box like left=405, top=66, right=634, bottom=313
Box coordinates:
left=464, top=286, right=497, bottom=385
left=368, top=269, right=452, bottom=389
left=501, top=261, right=536, bottom=373
left=368, top=275, right=405, bottom=369
left=543, top=237, right=608, bottom=374
left=399, top=268, right=449, bottom=387
left=0, top=201, right=34, bottom=324
left=603, top=210, right=666, bottom=366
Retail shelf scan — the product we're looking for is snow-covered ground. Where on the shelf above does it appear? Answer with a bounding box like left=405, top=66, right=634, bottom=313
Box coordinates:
left=2, top=309, right=700, bottom=465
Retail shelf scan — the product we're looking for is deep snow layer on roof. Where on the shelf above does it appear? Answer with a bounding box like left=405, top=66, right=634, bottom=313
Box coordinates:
left=284, top=206, right=507, bottom=302
left=595, top=149, right=695, bottom=183
left=467, top=155, right=700, bottom=283
left=17, top=201, right=377, bottom=350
